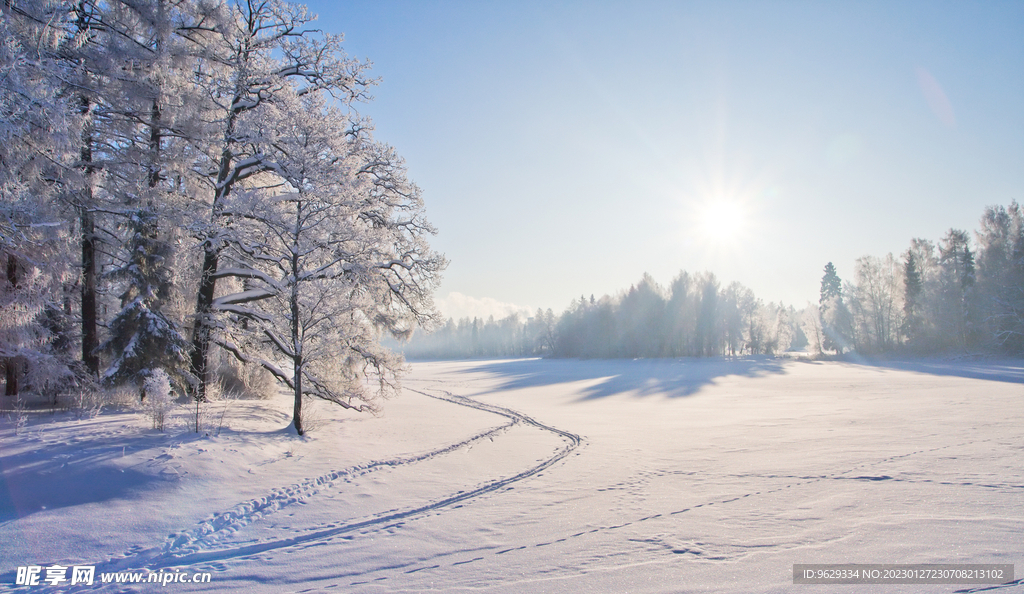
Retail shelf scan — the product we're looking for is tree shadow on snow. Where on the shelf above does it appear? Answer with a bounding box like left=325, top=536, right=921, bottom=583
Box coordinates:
left=457, top=356, right=789, bottom=401
left=0, top=464, right=156, bottom=522
left=829, top=356, right=1024, bottom=384
left=0, top=427, right=172, bottom=522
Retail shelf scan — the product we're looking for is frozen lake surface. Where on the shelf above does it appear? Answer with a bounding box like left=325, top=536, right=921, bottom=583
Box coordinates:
left=2, top=358, right=1022, bottom=592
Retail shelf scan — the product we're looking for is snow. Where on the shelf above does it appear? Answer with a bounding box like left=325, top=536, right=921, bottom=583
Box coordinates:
left=212, top=290, right=276, bottom=307
left=1, top=357, right=1022, bottom=593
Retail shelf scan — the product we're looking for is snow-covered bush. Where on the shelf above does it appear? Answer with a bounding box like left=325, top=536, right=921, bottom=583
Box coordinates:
left=143, top=369, right=173, bottom=431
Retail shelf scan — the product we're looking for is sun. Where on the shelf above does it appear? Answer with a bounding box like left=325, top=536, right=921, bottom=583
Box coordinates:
left=698, top=199, right=746, bottom=244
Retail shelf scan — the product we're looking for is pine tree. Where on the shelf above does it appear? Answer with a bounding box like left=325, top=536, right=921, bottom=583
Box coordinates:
left=819, top=262, right=842, bottom=307
left=91, top=0, right=207, bottom=397
left=903, top=251, right=923, bottom=342
left=938, top=229, right=978, bottom=349
left=100, top=208, right=191, bottom=395
left=818, top=262, right=852, bottom=354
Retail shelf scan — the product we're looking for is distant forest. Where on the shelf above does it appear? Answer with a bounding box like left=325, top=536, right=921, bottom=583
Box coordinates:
left=402, top=201, right=1024, bottom=359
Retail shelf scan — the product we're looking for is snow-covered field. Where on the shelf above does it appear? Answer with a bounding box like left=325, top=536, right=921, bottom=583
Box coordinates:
left=2, top=358, right=1022, bottom=593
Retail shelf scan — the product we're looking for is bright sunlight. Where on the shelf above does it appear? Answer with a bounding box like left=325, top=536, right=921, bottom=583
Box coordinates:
left=698, top=199, right=747, bottom=244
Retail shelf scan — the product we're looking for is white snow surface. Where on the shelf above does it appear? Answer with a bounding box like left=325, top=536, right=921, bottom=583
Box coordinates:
left=1, top=357, right=1022, bottom=593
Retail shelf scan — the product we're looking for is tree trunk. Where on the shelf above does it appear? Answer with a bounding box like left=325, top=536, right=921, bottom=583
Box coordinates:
left=80, top=204, right=98, bottom=375
left=291, top=245, right=303, bottom=435
left=79, top=96, right=99, bottom=377
left=292, top=358, right=303, bottom=435
left=5, top=253, right=18, bottom=396
left=190, top=245, right=219, bottom=402
left=190, top=115, right=237, bottom=402
left=4, top=363, right=17, bottom=397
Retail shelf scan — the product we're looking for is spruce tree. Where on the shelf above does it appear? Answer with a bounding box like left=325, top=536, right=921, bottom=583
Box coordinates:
left=903, top=252, right=923, bottom=342
left=819, top=262, right=843, bottom=308
left=100, top=208, right=191, bottom=396
left=818, top=262, right=851, bottom=354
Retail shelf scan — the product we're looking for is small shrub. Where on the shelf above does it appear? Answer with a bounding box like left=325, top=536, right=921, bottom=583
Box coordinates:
left=143, top=369, right=173, bottom=431
left=213, top=354, right=274, bottom=400
left=63, top=389, right=103, bottom=420
left=105, top=383, right=140, bottom=408
left=9, top=396, right=28, bottom=435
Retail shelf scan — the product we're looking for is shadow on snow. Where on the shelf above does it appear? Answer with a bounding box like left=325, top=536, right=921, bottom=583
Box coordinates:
left=806, top=355, right=1024, bottom=384
left=456, top=356, right=789, bottom=401
left=453, top=355, right=1024, bottom=402
left=0, top=439, right=161, bottom=522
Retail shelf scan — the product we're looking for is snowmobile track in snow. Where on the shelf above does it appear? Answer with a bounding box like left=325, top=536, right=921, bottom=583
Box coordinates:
left=99, top=387, right=582, bottom=574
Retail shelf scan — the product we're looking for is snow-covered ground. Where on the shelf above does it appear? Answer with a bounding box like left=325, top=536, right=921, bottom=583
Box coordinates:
left=2, top=357, right=1022, bottom=593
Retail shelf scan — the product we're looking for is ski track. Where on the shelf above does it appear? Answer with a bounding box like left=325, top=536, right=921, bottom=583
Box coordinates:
left=70, top=386, right=1017, bottom=593
left=88, top=387, right=582, bottom=577
left=295, top=431, right=1022, bottom=592
left=309, top=438, right=1019, bottom=589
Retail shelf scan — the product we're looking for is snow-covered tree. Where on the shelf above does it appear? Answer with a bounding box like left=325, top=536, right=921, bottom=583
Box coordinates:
left=186, top=0, right=375, bottom=403
left=819, top=262, right=842, bottom=305
left=212, top=91, right=444, bottom=434
left=617, top=274, right=666, bottom=358
left=769, top=303, right=796, bottom=354
left=100, top=209, right=192, bottom=394
left=849, top=254, right=903, bottom=352
left=694, top=272, right=721, bottom=357
left=0, top=203, right=76, bottom=398
left=0, top=1, right=78, bottom=397
left=800, top=304, right=824, bottom=355
left=3, top=0, right=204, bottom=382
left=665, top=271, right=696, bottom=356
left=974, top=202, right=1024, bottom=353
left=88, top=0, right=212, bottom=396
left=902, top=250, right=923, bottom=343
left=937, top=229, right=978, bottom=350
left=721, top=282, right=749, bottom=356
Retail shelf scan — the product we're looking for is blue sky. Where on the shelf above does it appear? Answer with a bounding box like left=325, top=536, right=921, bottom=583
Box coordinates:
left=303, top=0, right=1024, bottom=319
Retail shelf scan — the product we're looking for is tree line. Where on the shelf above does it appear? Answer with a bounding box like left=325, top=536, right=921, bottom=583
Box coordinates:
left=812, top=202, right=1023, bottom=355
left=401, top=272, right=805, bottom=360
left=403, top=202, right=1023, bottom=360
left=0, top=0, right=444, bottom=434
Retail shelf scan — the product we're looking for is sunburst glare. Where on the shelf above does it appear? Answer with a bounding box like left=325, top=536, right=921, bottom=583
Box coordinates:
left=698, top=199, right=747, bottom=244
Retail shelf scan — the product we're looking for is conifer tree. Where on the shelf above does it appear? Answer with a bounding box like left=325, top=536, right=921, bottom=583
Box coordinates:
left=818, top=262, right=852, bottom=354
left=819, top=262, right=842, bottom=306
left=903, top=251, right=923, bottom=342
left=938, top=229, right=978, bottom=349
left=100, top=209, right=192, bottom=395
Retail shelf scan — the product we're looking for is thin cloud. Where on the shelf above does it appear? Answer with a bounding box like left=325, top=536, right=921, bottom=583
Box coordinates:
left=435, top=292, right=533, bottom=321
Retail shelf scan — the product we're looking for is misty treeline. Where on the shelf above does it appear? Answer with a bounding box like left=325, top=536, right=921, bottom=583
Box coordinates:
left=402, top=272, right=807, bottom=359
left=405, top=201, right=1024, bottom=360
left=0, top=0, right=443, bottom=434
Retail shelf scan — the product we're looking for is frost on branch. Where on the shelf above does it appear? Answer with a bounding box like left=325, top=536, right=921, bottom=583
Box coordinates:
left=214, top=89, right=445, bottom=434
